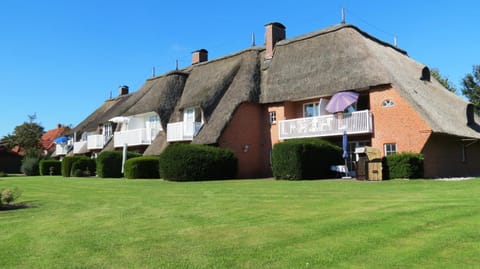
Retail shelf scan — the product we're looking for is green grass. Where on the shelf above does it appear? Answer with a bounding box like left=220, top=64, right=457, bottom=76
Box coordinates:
left=1, top=177, right=480, bottom=268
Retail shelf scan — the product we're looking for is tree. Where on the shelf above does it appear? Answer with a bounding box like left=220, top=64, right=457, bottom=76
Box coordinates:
left=2, top=120, right=44, bottom=156
left=461, top=65, right=480, bottom=114
left=431, top=68, right=457, bottom=93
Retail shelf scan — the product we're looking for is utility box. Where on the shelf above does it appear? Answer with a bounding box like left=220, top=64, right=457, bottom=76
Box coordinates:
left=354, top=146, right=383, bottom=181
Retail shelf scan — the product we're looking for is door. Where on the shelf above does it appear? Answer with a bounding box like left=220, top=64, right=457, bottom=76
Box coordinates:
left=184, top=108, right=195, bottom=137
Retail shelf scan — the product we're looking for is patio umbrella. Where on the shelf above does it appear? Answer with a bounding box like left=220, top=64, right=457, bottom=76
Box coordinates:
left=109, top=116, right=129, bottom=123
left=325, top=91, right=360, bottom=113
left=54, top=136, right=68, bottom=144
left=342, top=131, right=350, bottom=177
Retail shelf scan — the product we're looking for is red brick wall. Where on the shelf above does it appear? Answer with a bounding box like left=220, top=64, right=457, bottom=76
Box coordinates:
left=422, top=134, right=480, bottom=178
left=369, top=85, right=432, bottom=156
left=218, top=102, right=271, bottom=178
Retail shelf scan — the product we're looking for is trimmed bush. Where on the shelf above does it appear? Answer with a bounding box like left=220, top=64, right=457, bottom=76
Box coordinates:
left=39, top=160, right=62, bottom=176
left=61, top=156, right=84, bottom=177
left=159, top=144, right=237, bottom=181
left=124, top=156, right=161, bottom=179
left=272, top=138, right=343, bottom=180
left=96, top=151, right=141, bottom=178
left=71, top=157, right=96, bottom=177
left=1, top=187, right=22, bottom=205
left=385, top=152, right=424, bottom=179
left=21, top=157, right=40, bottom=176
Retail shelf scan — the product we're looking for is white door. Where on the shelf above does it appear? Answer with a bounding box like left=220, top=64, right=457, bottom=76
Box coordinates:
left=184, top=108, right=195, bottom=137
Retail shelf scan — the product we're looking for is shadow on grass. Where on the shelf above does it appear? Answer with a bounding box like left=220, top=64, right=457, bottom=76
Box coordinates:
left=0, top=201, right=38, bottom=211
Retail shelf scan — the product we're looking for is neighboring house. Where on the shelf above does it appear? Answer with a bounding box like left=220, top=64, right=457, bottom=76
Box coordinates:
left=73, top=22, right=480, bottom=178
left=44, top=124, right=71, bottom=156
left=0, top=143, right=21, bottom=173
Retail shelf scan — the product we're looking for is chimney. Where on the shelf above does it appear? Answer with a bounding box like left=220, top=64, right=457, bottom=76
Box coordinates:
left=119, top=85, right=129, bottom=96
left=191, top=49, right=208, bottom=65
left=264, top=22, right=286, bottom=59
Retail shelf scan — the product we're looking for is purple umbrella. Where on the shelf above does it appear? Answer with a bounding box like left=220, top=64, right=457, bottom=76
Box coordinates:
left=325, top=91, right=360, bottom=113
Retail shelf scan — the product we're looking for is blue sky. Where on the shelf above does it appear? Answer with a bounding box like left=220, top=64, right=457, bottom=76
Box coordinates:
left=1, top=0, right=479, bottom=137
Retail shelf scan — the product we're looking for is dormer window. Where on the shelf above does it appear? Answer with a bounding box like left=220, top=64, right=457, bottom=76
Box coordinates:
left=382, top=99, right=395, bottom=108
left=420, top=66, right=431, bottom=81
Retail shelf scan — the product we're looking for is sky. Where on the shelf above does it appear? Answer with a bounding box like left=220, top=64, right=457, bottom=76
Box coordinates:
left=1, top=0, right=479, bottom=137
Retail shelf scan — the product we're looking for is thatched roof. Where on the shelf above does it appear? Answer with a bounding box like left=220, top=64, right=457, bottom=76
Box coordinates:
left=76, top=22, right=480, bottom=155
left=72, top=94, right=132, bottom=135
left=184, top=49, right=261, bottom=144
left=124, top=71, right=188, bottom=130
left=262, top=23, right=480, bottom=139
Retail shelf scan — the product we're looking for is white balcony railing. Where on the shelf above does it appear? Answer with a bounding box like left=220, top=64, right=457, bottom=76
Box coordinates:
left=167, top=122, right=203, bottom=142
left=278, top=110, right=373, bottom=140
left=73, top=141, right=88, bottom=154
left=87, top=134, right=108, bottom=150
left=54, top=144, right=70, bottom=156
left=113, top=128, right=159, bottom=147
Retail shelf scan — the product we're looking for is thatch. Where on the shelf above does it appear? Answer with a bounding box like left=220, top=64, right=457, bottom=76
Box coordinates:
left=365, top=35, right=480, bottom=139
left=260, top=24, right=399, bottom=103
left=72, top=82, right=151, bottom=136
left=188, top=49, right=261, bottom=144
left=124, top=71, right=188, bottom=130
left=143, top=131, right=167, bottom=156
left=262, top=24, right=480, bottom=139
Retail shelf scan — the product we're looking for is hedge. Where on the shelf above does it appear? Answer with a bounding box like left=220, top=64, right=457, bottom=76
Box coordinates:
left=385, top=152, right=424, bottom=179
left=71, top=158, right=96, bottom=177
left=159, top=143, right=237, bottom=181
left=124, top=156, right=161, bottom=179
left=272, top=138, right=343, bottom=180
left=39, top=160, right=62, bottom=176
left=61, top=156, right=85, bottom=177
left=96, top=151, right=141, bottom=178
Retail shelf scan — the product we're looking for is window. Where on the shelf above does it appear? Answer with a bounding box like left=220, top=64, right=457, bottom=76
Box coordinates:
left=384, top=143, right=397, bottom=156
left=382, top=99, right=395, bottom=107
left=148, top=115, right=161, bottom=130
left=269, top=111, right=277, bottom=124
left=303, top=102, right=320, bottom=117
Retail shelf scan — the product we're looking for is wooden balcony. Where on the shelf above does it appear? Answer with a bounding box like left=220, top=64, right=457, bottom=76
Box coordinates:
left=278, top=110, right=373, bottom=139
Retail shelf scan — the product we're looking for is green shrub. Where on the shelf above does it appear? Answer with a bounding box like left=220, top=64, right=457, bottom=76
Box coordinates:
left=71, top=158, right=96, bottom=177
left=39, top=160, right=62, bottom=176
left=385, top=153, right=424, bottom=179
left=124, top=156, right=161, bottom=179
left=272, top=138, right=343, bottom=180
left=61, top=156, right=84, bottom=177
left=21, top=157, right=40, bottom=176
left=1, top=187, right=22, bottom=205
left=0, top=172, right=7, bottom=177
left=159, top=144, right=237, bottom=181
left=96, top=151, right=141, bottom=178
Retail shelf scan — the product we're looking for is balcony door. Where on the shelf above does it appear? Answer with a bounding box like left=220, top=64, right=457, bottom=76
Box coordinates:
left=184, top=108, right=195, bottom=136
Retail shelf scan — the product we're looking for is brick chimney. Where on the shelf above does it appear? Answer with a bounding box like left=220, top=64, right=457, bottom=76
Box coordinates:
left=191, top=49, right=208, bottom=65
left=119, top=85, right=129, bottom=96
left=264, top=22, right=286, bottom=59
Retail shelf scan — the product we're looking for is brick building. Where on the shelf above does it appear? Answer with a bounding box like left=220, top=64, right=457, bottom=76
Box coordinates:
left=69, top=22, right=480, bottom=178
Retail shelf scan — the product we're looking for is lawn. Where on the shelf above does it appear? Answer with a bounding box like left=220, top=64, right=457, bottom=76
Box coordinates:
left=1, top=176, right=480, bottom=268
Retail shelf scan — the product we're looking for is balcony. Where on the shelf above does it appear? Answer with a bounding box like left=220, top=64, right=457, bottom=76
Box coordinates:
left=87, top=134, right=109, bottom=150
left=167, top=122, right=203, bottom=142
left=54, top=144, right=71, bottom=156
left=73, top=141, right=88, bottom=154
left=278, top=110, right=373, bottom=140
left=113, top=128, right=159, bottom=147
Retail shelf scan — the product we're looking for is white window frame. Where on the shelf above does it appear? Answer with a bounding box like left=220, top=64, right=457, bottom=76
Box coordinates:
left=269, top=111, right=277, bottom=124
left=384, top=143, right=397, bottom=156
left=303, top=102, right=320, bottom=118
